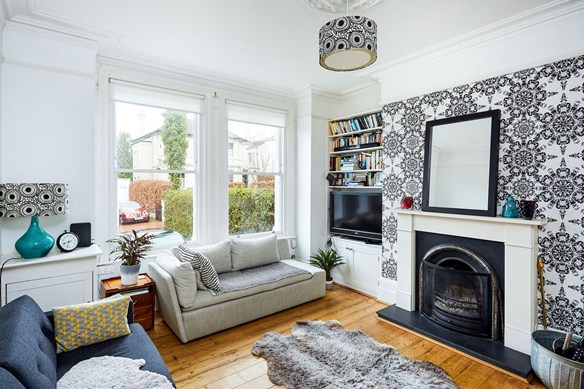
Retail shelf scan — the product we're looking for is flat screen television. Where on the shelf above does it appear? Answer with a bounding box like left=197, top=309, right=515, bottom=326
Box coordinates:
left=330, top=191, right=382, bottom=243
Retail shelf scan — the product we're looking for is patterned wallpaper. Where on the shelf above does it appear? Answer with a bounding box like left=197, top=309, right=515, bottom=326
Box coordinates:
left=381, top=54, right=584, bottom=333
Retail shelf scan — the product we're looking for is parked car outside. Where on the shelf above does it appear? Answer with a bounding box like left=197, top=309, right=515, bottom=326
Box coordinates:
left=119, top=201, right=150, bottom=224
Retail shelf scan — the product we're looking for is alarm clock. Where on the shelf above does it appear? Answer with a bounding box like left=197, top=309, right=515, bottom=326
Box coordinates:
left=56, top=230, right=79, bottom=252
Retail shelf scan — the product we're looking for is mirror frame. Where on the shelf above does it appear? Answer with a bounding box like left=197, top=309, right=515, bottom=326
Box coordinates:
left=421, top=109, right=501, bottom=217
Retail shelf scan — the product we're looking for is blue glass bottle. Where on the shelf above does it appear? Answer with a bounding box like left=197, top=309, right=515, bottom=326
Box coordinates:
left=502, top=196, right=519, bottom=218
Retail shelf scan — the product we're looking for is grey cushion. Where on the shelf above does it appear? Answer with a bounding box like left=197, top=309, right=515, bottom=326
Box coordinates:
left=185, top=240, right=232, bottom=274
left=185, top=261, right=315, bottom=310
left=156, top=253, right=198, bottom=310
left=277, top=238, right=292, bottom=259
left=179, top=246, right=220, bottom=291
left=231, top=234, right=280, bottom=271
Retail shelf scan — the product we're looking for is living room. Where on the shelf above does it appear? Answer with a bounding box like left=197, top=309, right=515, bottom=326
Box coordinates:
left=0, top=0, right=583, bottom=388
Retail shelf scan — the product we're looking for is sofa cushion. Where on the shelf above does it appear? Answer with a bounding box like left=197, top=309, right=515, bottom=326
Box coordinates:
left=184, top=239, right=232, bottom=274
left=179, top=245, right=220, bottom=290
left=185, top=260, right=315, bottom=310
left=0, top=295, right=57, bottom=388
left=156, top=253, right=198, bottom=310
left=56, top=323, right=173, bottom=384
left=53, top=296, right=131, bottom=353
left=231, top=234, right=280, bottom=271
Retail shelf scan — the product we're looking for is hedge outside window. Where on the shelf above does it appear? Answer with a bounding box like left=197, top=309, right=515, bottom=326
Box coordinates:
left=226, top=101, right=286, bottom=235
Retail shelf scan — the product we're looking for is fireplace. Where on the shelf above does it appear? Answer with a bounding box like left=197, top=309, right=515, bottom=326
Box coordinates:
left=419, top=244, right=500, bottom=339
left=377, top=210, right=545, bottom=377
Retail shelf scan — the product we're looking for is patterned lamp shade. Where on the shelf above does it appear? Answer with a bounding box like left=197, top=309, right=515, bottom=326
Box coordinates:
left=0, top=183, right=69, bottom=218
left=319, top=16, right=377, bottom=71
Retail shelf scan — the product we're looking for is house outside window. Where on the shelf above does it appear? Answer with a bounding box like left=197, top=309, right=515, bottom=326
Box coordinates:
left=111, top=81, right=202, bottom=246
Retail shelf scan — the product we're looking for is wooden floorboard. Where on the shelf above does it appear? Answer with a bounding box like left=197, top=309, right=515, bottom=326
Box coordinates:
left=149, top=285, right=545, bottom=389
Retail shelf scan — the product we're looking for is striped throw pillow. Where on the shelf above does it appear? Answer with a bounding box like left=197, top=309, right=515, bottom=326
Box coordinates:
left=178, top=245, right=221, bottom=291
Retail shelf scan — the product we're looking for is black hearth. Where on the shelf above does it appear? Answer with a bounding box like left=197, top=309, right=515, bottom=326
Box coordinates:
left=419, top=244, right=500, bottom=339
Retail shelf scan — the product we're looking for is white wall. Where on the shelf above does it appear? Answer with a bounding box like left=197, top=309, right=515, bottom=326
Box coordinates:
left=0, top=25, right=99, bottom=255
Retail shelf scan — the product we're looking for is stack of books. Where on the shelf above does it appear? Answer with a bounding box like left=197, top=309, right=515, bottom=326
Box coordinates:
left=340, top=156, right=360, bottom=171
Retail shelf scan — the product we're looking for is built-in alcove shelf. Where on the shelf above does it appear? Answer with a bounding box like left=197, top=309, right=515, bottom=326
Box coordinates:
left=392, top=209, right=547, bottom=355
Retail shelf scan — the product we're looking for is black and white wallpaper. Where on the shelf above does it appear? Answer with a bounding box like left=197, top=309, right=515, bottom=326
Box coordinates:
left=381, top=54, right=584, bottom=334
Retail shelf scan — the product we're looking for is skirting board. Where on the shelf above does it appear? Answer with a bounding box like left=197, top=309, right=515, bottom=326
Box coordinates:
left=377, top=278, right=397, bottom=305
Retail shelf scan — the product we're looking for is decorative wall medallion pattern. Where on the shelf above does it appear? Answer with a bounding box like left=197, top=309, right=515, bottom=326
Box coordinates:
left=381, top=54, right=584, bottom=333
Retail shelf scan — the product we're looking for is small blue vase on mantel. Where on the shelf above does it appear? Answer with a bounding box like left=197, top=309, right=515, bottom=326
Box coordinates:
left=502, top=196, right=519, bottom=218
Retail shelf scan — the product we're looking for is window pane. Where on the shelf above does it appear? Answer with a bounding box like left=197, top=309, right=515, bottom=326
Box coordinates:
left=228, top=121, right=280, bottom=173
left=228, top=174, right=275, bottom=235
left=117, top=173, right=195, bottom=244
left=115, top=102, right=198, bottom=171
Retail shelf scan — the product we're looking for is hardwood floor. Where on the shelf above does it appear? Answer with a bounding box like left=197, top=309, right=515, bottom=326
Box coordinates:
left=148, top=285, right=546, bottom=389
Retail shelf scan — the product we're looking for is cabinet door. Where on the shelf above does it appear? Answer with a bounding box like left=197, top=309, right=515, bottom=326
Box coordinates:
left=331, top=240, right=353, bottom=285
left=6, top=272, right=93, bottom=311
left=350, top=244, right=380, bottom=297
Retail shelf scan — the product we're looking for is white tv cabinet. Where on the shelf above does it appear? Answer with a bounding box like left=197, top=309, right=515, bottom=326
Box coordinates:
left=0, top=245, right=101, bottom=311
left=330, top=237, right=381, bottom=298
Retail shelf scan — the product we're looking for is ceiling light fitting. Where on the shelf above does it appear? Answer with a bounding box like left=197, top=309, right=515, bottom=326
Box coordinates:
left=319, top=15, right=377, bottom=72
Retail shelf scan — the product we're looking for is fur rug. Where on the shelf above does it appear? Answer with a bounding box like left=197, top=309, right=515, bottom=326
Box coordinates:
left=252, top=320, right=459, bottom=389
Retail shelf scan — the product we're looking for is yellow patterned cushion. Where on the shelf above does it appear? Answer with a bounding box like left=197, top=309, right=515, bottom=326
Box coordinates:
left=53, top=296, right=131, bottom=353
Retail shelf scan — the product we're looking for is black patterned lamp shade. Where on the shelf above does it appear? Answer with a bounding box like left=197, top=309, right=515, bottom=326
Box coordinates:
left=0, top=183, right=69, bottom=218
left=319, top=16, right=377, bottom=71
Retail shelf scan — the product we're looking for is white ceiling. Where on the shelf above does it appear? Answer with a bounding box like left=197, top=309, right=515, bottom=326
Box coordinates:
left=9, top=0, right=554, bottom=94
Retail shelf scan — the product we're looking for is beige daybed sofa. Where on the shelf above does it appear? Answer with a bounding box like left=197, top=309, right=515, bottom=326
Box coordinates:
left=148, top=235, right=325, bottom=343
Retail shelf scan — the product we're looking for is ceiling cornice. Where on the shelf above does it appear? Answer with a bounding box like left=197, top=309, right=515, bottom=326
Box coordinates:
left=358, top=0, right=584, bottom=81
left=99, top=54, right=295, bottom=102
left=3, top=0, right=118, bottom=49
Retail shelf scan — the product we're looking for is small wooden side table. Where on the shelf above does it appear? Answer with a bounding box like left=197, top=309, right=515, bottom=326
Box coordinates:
left=100, top=274, right=156, bottom=331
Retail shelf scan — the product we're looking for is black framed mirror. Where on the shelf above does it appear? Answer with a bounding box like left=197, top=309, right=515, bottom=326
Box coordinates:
left=422, top=110, right=500, bottom=216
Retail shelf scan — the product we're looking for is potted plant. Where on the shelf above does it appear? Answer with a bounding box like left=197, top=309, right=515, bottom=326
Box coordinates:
left=310, top=248, right=345, bottom=290
left=108, top=230, right=154, bottom=285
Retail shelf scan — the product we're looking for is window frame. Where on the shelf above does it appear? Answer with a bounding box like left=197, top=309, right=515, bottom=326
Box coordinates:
left=96, top=65, right=296, bottom=268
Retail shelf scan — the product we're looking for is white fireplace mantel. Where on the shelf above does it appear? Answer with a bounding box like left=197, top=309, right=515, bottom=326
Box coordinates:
left=395, top=210, right=546, bottom=355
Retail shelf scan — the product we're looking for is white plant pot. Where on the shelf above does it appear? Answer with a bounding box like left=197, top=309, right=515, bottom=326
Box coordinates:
left=120, top=264, right=141, bottom=285
left=326, top=280, right=333, bottom=290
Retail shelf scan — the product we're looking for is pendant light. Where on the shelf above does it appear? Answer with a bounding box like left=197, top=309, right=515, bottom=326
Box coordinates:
left=318, top=0, right=377, bottom=71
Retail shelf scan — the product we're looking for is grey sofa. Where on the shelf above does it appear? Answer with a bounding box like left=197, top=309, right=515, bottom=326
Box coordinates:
left=148, top=236, right=325, bottom=343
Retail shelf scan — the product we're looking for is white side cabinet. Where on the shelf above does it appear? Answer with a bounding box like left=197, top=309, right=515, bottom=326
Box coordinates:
left=0, top=245, right=101, bottom=311
left=331, top=237, right=381, bottom=297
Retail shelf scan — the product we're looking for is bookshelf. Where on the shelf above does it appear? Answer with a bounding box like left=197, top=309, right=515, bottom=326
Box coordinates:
left=327, top=110, right=383, bottom=189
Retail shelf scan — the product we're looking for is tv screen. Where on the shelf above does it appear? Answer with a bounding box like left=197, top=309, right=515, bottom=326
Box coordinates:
left=330, top=192, right=382, bottom=242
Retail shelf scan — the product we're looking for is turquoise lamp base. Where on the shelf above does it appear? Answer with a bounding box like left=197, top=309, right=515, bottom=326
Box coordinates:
left=15, top=216, right=55, bottom=259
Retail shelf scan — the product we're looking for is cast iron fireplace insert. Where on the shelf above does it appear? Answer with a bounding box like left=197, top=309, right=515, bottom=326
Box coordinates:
left=419, top=244, right=500, bottom=339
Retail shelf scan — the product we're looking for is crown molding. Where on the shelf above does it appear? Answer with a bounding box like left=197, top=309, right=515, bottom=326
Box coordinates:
left=359, top=0, right=584, bottom=80
left=3, top=0, right=117, bottom=50
left=294, top=84, right=343, bottom=100
left=99, top=54, right=295, bottom=102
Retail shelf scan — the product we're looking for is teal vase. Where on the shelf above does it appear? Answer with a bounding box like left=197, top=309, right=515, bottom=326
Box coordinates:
left=502, top=196, right=519, bottom=218
left=15, top=216, right=55, bottom=259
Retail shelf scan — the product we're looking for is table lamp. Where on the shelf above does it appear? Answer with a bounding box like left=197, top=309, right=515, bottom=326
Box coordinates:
left=0, top=183, right=69, bottom=258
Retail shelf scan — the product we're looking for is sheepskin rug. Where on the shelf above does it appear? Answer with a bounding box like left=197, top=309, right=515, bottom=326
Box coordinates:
left=252, top=320, right=459, bottom=389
